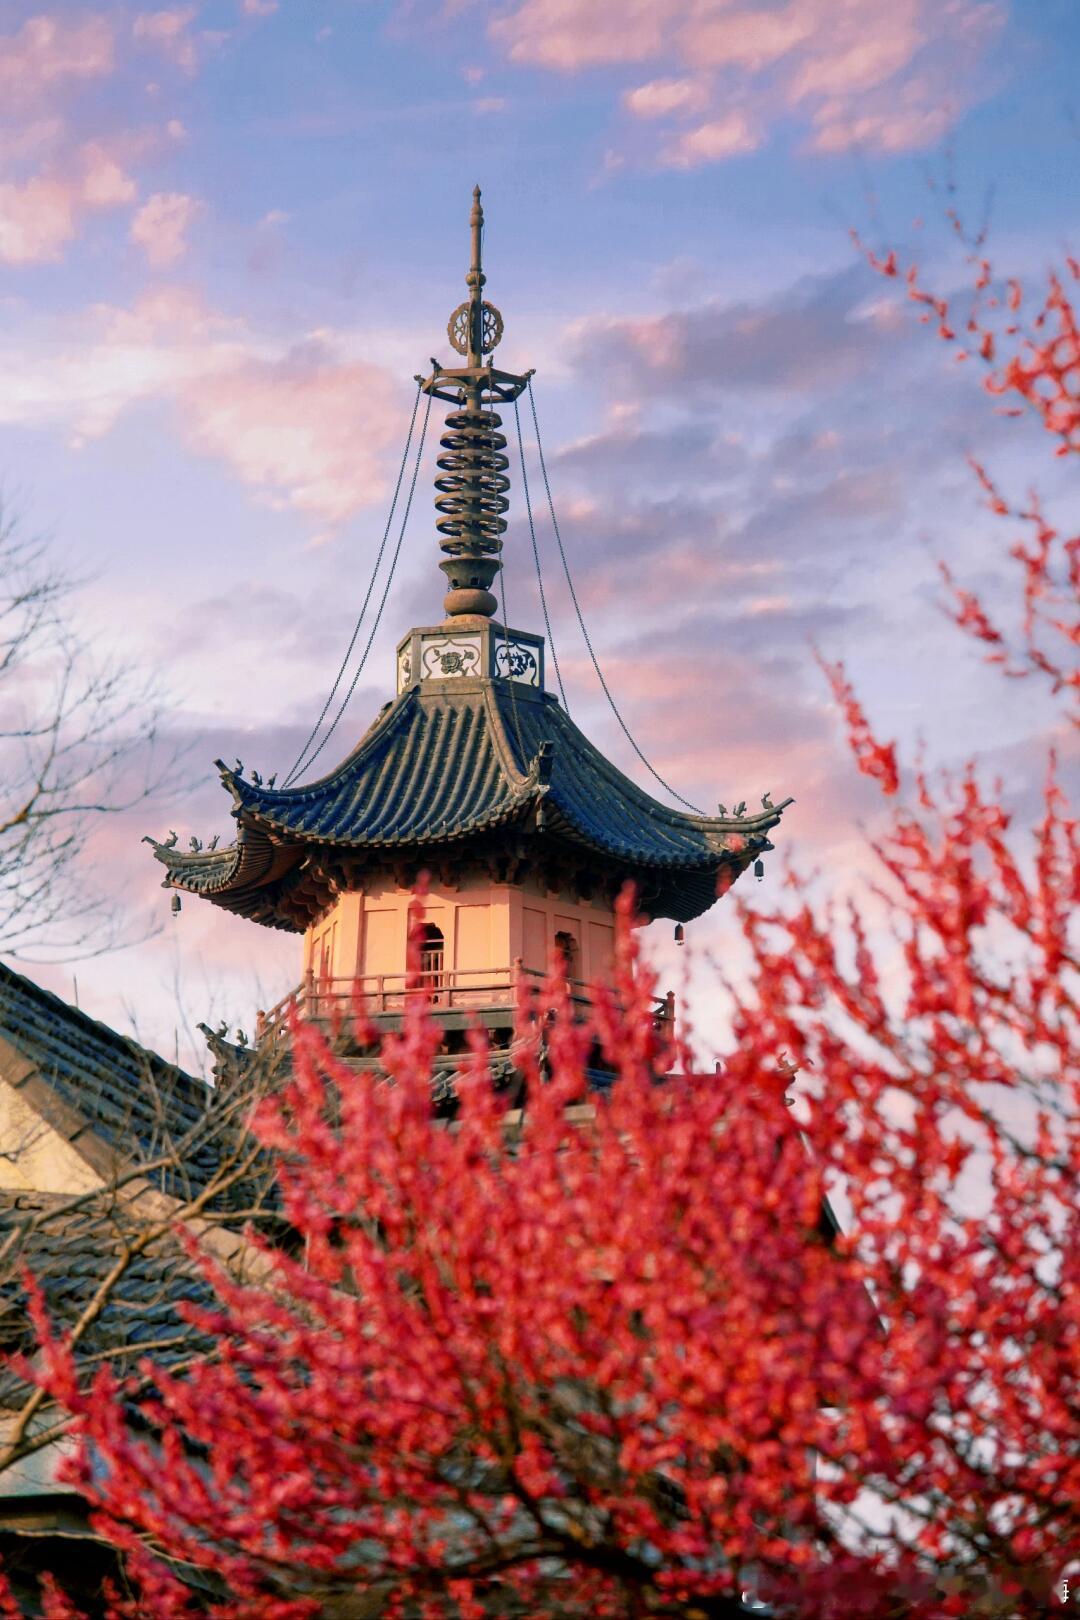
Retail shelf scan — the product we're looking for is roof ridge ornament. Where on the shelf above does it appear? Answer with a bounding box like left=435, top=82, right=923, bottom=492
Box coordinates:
left=527, top=738, right=555, bottom=787
left=418, top=187, right=533, bottom=621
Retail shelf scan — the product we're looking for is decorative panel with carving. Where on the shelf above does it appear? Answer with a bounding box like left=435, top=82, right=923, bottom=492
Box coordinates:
left=420, top=635, right=482, bottom=680
left=493, top=638, right=541, bottom=686
left=396, top=643, right=413, bottom=693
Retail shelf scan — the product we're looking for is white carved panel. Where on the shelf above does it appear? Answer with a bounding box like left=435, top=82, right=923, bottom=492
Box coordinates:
left=396, top=643, right=413, bottom=693
left=420, top=634, right=482, bottom=680
left=493, top=638, right=541, bottom=687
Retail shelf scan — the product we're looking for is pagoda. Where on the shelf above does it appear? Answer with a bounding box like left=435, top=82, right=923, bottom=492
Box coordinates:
left=145, top=189, right=790, bottom=1075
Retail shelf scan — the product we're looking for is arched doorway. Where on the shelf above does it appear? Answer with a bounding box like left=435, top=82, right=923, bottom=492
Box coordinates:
left=418, top=922, right=445, bottom=1000
left=554, top=929, right=579, bottom=990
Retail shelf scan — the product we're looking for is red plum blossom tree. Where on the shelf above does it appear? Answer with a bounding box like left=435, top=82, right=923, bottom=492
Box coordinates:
left=3, top=235, right=1077, bottom=1620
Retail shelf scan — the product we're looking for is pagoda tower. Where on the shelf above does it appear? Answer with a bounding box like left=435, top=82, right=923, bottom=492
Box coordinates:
left=146, top=189, right=790, bottom=1078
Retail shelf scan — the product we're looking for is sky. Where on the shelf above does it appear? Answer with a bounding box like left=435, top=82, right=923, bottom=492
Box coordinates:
left=1, top=0, right=1076, bottom=1072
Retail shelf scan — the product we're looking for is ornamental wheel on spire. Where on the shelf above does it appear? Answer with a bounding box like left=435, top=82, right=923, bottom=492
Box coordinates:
left=144, top=188, right=792, bottom=1081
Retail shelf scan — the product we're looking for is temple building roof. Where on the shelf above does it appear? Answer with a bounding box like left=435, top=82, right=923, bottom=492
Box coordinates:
left=0, top=961, right=217, bottom=1196
left=149, top=656, right=788, bottom=929
left=0, top=1191, right=215, bottom=1409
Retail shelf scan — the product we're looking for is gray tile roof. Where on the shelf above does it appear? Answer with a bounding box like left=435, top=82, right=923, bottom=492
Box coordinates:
left=0, top=1191, right=213, bottom=1411
left=0, top=962, right=220, bottom=1195
left=241, top=682, right=534, bottom=846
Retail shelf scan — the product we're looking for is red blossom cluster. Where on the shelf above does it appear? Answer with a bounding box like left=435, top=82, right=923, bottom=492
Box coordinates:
left=857, top=229, right=1079, bottom=716
left=8, top=856, right=1076, bottom=1619
left=2, top=234, right=1077, bottom=1620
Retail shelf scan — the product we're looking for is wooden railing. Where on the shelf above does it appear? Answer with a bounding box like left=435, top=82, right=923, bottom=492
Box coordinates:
left=255, top=961, right=675, bottom=1047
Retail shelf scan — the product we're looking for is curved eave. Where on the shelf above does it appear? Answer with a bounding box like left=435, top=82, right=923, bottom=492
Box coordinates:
left=214, top=684, right=543, bottom=848
left=538, top=799, right=777, bottom=872
left=151, top=843, right=242, bottom=893
left=149, top=825, right=297, bottom=905
left=236, top=790, right=538, bottom=852
left=481, top=681, right=792, bottom=869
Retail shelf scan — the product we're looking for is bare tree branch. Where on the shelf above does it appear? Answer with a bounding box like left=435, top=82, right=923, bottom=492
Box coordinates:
left=0, top=495, right=182, bottom=961
left=0, top=1038, right=289, bottom=1478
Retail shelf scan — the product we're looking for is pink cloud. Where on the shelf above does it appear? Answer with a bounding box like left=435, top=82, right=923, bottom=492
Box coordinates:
left=97, top=284, right=230, bottom=346
left=133, top=7, right=198, bottom=71
left=490, top=0, right=673, bottom=69
left=180, top=341, right=407, bottom=525
left=0, top=176, right=80, bottom=264
left=562, top=646, right=862, bottom=870
left=79, top=142, right=137, bottom=206
left=0, top=12, right=114, bottom=103
left=623, top=76, right=707, bottom=119
left=681, top=7, right=812, bottom=72
left=808, top=80, right=954, bottom=154
left=571, top=266, right=896, bottom=397
left=0, top=118, right=65, bottom=168
left=0, top=289, right=408, bottom=527
left=788, top=15, right=926, bottom=98
left=0, top=143, right=136, bottom=266
left=489, top=0, right=1004, bottom=162
left=242, top=0, right=279, bottom=13
left=130, top=191, right=201, bottom=266
left=660, top=111, right=759, bottom=166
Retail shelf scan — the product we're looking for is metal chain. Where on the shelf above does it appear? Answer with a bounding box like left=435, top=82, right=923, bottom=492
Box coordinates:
left=526, top=377, right=704, bottom=815
left=514, top=395, right=568, bottom=711
left=284, top=382, right=424, bottom=787
left=497, top=528, right=526, bottom=767
left=287, top=387, right=434, bottom=785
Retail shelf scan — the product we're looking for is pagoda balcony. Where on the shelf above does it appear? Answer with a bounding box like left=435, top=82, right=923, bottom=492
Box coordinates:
left=255, top=962, right=675, bottom=1049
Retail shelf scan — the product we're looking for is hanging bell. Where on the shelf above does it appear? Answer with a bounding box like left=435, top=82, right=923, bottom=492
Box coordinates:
left=674, top=923, right=685, bottom=945
left=171, top=894, right=182, bottom=916
left=753, top=859, right=764, bottom=882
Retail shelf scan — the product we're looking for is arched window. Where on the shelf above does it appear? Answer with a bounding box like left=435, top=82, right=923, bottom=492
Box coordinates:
left=554, top=930, right=579, bottom=983
left=419, top=923, right=445, bottom=988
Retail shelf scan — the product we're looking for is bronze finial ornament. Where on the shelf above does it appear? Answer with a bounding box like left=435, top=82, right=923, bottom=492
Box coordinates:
left=446, top=186, right=505, bottom=363
left=418, top=187, right=531, bottom=620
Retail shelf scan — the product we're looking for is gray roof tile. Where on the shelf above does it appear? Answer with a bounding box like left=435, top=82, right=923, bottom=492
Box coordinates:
left=0, top=963, right=218, bottom=1194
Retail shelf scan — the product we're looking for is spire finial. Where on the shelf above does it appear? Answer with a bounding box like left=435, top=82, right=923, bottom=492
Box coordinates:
left=466, top=185, right=486, bottom=367
left=418, top=187, right=531, bottom=620
left=445, top=187, right=502, bottom=366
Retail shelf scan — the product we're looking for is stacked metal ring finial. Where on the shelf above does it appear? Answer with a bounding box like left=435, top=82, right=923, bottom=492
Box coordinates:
left=435, top=401, right=510, bottom=617
left=421, top=188, right=532, bottom=617
left=435, top=404, right=510, bottom=554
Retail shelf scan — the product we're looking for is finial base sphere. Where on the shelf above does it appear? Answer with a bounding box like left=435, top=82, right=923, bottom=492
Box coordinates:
left=439, top=557, right=499, bottom=619
left=443, top=586, right=498, bottom=618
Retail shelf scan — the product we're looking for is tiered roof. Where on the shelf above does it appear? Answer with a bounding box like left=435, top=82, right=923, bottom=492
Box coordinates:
left=149, top=667, right=787, bottom=928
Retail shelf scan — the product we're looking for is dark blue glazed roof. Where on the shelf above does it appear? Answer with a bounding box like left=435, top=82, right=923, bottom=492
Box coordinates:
left=149, top=674, right=790, bottom=927
left=232, top=683, right=533, bottom=849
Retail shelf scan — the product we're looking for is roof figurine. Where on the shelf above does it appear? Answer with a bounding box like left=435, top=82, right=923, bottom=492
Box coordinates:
left=147, top=188, right=791, bottom=936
